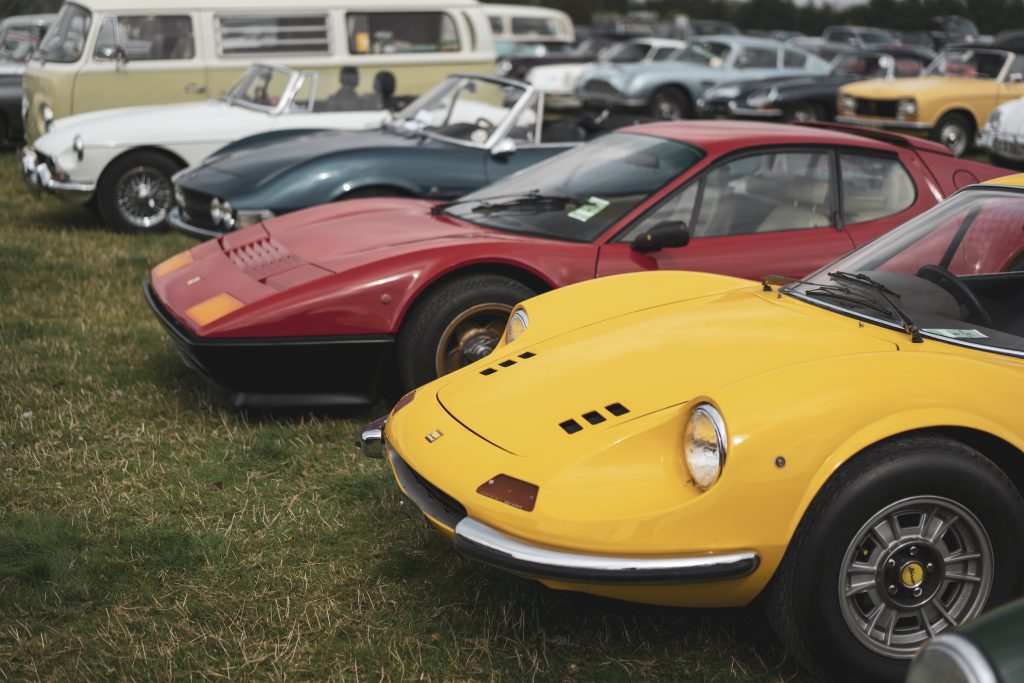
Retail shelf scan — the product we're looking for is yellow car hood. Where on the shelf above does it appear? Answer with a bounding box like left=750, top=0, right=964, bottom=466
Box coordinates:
left=842, top=76, right=995, bottom=100
left=437, top=285, right=899, bottom=457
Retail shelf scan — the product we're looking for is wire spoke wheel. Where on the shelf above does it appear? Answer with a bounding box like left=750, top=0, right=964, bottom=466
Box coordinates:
left=434, top=303, right=512, bottom=377
left=115, top=166, right=172, bottom=230
left=839, top=495, right=993, bottom=659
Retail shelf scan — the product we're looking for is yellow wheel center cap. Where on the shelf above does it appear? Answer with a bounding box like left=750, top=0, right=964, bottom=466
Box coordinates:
left=900, top=561, right=926, bottom=589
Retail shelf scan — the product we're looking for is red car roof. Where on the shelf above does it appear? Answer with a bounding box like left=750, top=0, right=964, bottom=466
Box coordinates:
left=623, top=119, right=922, bottom=155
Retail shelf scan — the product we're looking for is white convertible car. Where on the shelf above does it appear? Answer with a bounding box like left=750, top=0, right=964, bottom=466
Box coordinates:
left=978, top=97, right=1024, bottom=165
left=22, top=63, right=392, bottom=232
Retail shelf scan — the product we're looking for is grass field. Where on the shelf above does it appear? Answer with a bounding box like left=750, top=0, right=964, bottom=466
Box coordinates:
left=0, top=152, right=810, bottom=682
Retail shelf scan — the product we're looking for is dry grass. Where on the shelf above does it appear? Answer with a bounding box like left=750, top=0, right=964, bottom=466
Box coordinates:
left=0, top=153, right=810, bottom=682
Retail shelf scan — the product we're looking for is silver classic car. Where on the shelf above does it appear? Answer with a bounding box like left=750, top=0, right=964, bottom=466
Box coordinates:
left=578, top=35, right=830, bottom=119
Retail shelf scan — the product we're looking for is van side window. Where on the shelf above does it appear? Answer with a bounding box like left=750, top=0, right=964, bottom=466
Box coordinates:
left=216, top=15, right=331, bottom=56
left=95, top=15, right=195, bottom=60
left=347, top=13, right=460, bottom=54
left=511, top=17, right=558, bottom=36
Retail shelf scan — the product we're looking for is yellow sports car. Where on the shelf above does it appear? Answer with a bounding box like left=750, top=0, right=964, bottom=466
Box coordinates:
left=362, top=175, right=1024, bottom=682
left=837, top=45, right=1024, bottom=156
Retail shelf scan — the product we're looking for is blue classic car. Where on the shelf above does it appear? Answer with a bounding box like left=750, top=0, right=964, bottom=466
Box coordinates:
left=170, top=74, right=624, bottom=239
left=578, top=35, right=830, bottom=119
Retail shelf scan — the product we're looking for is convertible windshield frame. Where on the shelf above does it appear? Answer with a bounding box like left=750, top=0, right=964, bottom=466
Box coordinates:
left=222, top=63, right=311, bottom=114
left=779, top=185, right=1024, bottom=360
left=390, top=73, right=536, bottom=150
left=924, top=48, right=1013, bottom=81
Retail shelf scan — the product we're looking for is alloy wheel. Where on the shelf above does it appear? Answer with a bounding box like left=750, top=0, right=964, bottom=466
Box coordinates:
left=115, top=166, right=172, bottom=230
left=434, top=303, right=513, bottom=376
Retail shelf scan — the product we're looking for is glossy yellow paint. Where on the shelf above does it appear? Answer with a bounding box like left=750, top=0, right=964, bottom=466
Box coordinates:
left=838, top=76, right=1024, bottom=132
left=385, top=269, right=1024, bottom=608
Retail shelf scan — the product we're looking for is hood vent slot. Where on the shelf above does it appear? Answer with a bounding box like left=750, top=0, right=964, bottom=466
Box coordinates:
left=560, top=403, right=630, bottom=435
left=479, top=350, right=537, bottom=376
left=225, top=237, right=299, bottom=282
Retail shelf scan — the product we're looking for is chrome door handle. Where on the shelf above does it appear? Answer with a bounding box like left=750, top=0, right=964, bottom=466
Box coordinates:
left=185, top=83, right=207, bottom=95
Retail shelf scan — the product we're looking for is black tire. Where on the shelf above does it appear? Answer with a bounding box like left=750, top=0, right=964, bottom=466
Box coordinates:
left=785, top=102, right=826, bottom=123
left=930, top=113, right=973, bottom=157
left=96, top=151, right=182, bottom=233
left=767, top=435, right=1024, bottom=683
left=397, top=274, right=535, bottom=390
left=649, top=86, right=692, bottom=120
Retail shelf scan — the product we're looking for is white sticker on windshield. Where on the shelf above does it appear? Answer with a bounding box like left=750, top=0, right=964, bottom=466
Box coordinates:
left=568, top=196, right=610, bottom=222
left=922, top=328, right=988, bottom=339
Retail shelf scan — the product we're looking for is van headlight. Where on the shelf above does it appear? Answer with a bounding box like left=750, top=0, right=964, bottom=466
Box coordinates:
left=504, top=308, right=528, bottom=344
left=41, top=104, right=54, bottom=131
left=683, top=403, right=727, bottom=490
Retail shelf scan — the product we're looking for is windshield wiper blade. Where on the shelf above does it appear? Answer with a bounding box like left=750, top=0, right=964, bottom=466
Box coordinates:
left=827, top=271, right=923, bottom=343
left=430, top=189, right=584, bottom=216
left=467, top=193, right=587, bottom=215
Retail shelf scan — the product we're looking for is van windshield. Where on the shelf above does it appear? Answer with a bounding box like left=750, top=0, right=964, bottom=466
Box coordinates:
left=38, top=3, right=91, bottom=63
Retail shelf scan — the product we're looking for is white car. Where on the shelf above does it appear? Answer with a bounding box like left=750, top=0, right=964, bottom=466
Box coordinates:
left=526, top=37, right=686, bottom=109
left=978, top=98, right=1024, bottom=164
left=22, top=63, right=391, bottom=232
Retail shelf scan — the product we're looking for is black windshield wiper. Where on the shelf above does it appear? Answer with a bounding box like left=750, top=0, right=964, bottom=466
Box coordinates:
left=827, top=271, right=923, bottom=343
left=430, top=189, right=584, bottom=216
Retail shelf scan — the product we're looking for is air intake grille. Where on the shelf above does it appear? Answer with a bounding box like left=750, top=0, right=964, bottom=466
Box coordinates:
left=560, top=403, right=631, bottom=434
left=479, top=351, right=537, bottom=376
left=225, top=237, right=300, bottom=281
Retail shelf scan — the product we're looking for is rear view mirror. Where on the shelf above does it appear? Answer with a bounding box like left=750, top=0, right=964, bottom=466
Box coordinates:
left=632, top=221, right=690, bottom=253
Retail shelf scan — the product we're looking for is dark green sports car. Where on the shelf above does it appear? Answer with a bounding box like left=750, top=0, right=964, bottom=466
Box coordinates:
left=169, top=74, right=627, bottom=239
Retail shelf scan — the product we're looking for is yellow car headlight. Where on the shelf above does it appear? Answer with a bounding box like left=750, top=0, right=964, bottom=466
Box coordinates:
left=683, top=403, right=727, bottom=491
left=504, top=308, right=528, bottom=344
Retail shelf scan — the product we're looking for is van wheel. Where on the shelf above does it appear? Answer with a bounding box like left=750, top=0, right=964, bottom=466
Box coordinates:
left=930, top=113, right=972, bottom=157
left=649, top=86, right=691, bottom=120
left=767, top=435, right=1024, bottom=682
left=97, top=151, right=182, bottom=233
left=397, top=275, right=535, bottom=390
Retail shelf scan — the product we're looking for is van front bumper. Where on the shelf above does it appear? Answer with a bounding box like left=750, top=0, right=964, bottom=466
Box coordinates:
left=21, top=146, right=95, bottom=202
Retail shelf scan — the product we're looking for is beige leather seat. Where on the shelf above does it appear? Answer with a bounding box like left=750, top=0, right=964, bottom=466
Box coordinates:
left=756, top=178, right=831, bottom=232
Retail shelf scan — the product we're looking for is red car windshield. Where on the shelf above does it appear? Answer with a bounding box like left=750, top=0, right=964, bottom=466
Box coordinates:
left=787, top=188, right=1024, bottom=355
left=445, top=133, right=703, bottom=242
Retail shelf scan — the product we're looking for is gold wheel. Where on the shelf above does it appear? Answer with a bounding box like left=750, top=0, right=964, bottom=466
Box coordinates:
left=434, top=303, right=513, bottom=376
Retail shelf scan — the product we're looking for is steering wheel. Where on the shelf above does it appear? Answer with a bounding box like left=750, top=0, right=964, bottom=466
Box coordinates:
left=917, top=264, right=993, bottom=327
left=474, top=116, right=496, bottom=132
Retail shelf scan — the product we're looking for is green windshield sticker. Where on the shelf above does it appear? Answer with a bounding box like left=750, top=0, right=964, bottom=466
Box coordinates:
left=568, top=196, right=610, bottom=222
left=922, top=328, right=988, bottom=339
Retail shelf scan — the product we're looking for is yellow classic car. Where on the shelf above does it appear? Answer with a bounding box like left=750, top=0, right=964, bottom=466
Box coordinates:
left=362, top=175, right=1024, bottom=682
left=837, top=46, right=1024, bottom=156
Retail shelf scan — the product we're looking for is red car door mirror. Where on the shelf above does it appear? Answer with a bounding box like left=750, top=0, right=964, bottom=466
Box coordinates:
left=632, top=221, right=691, bottom=253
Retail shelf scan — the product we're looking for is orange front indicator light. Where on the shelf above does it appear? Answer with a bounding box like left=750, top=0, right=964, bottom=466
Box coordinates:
left=152, top=250, right=193, bottom=278
left=477, top=474, right=539, bottom=511
left=185, top=293, right=245, bottom=327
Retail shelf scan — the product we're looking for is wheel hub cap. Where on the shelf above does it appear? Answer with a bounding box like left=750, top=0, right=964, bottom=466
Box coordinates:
left=880, top=542, right=944, bottom=607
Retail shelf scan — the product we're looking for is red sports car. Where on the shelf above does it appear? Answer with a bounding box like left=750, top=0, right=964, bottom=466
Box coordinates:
left=145, top=121, right=1008, bottom=408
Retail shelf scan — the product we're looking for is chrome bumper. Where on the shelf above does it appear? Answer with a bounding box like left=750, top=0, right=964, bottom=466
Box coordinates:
left=168, top=207, right=225, bottom=240
left=454, top=517, right=760, bottom=584
left=977, top=129, right=1024, bottom=160
left=357, top=416, right=387, bottom=458
left=835, top=115, right=932, bottom=131
left=21, top=147, right=95, bottom=202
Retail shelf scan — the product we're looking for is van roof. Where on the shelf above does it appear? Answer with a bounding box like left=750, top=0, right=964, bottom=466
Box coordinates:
left=71, top=0, right=481, bottom=11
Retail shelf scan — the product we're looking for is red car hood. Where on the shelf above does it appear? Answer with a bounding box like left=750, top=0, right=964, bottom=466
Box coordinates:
left=265, top=198, right=510, bottom=272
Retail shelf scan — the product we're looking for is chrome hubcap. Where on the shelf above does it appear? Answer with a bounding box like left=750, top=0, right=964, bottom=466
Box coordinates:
left=434, top=303, right=512, bottom=377
left=115, top=166, right=171, bottom=229
left=839, top=496, right=992, bottom=658
left=941, top=124, right=967, bottom=156
left=654, top=95, right=681, bottom=120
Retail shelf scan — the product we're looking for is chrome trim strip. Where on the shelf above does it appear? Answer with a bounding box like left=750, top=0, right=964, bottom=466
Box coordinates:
left=835, top=115, right=932, bottom=130
left=453, top=517, right=759, bottom=584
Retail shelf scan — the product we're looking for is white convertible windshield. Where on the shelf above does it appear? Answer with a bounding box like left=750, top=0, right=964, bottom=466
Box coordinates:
left=787, top=188, right=1024, bottom=355
left=393, top=76, right=528, bottom=144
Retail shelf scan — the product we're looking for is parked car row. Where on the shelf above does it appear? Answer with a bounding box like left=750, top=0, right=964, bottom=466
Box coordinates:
left=6, top=3, right=1024, bottom=682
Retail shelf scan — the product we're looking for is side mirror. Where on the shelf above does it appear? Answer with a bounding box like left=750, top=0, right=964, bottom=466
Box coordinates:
left=490, top=138, right=518, bottom=157
left=631, top=221, right=690, bottom=253
left=97, top=44, right=128, bottom=64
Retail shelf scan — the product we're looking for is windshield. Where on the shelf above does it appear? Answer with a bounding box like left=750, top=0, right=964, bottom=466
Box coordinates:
left=393, top=76, right=527, bottom=144
left=37, top=3, right=90, bottom=63
left=506, top=41, right=574, bottom=57
left=785, top=188, right=1024, bottom=355
left=0, top=21, right=48, bottom=61
left=603, top=41, right=651, bottom=63
left=224, top=64, right=298, bottom=110
left=444, top=132, right=703, bottom=242
left=925, top=49, right=1008, bottom=79
left=674, top=41, right=732, bottom=67
left=831, top=53, right=890, bottom=78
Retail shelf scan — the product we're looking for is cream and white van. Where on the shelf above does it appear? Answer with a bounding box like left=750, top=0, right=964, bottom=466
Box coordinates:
left=23, top=0, right=494, bottom=141
left=485, top=4, right=574, bottom=57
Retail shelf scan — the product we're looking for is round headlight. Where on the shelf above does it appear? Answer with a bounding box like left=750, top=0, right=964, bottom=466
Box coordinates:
left=838, top=94, right=856, bottom=114
left=209, top=197, right=223, bottom=225
left=497, top=59, right=513, bottom=75
left=747, top=87, right=778, bottom=108
left=504, top=308, right=528, bottom=344
left=987, top=108, right=1003, bottom=130
left=221, top=200, right=236, bottom=229
left=683, top=403, right=727, bottom=490
left=41, top=104, right=54, bottom=131
left=897, top=97, right=918, bottom=119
